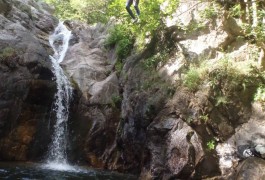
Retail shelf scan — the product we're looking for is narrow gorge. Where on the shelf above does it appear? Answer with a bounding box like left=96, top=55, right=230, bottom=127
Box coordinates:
left=0, top=0, right=265, bottom=179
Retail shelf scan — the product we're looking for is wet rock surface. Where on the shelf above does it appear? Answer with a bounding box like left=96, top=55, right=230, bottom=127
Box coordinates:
left=0, top=0, right=57, bottom=160
left=1, top=0, right=265, bottom=179
left=61, top=21, right=122, bottom=169
left=233, top=157, right=265, bottom=180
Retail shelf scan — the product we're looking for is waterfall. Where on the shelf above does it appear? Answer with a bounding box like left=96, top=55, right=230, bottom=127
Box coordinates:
left=45, top=22, right=73, bottom=170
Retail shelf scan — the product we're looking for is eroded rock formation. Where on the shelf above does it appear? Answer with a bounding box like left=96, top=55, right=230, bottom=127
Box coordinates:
left=0, top=0, right=265, bottom=179
left=0, top=0, right=57, bottom=160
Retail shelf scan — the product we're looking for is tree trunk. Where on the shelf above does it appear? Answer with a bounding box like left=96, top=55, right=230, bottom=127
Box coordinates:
left=261, top=1, right=265, bottom=26
left=240, top=0, right=247, bottom=22
left=258, top=48, right=265, bottom=70
left=252, top=0, right=258, bottom=27
left=244, top=0, right=251, bottom=24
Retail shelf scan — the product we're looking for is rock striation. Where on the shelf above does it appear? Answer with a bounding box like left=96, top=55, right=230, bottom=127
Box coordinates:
left=0, top=0, right=57, bottom=160
left=1, top=0, right=265, bottom=179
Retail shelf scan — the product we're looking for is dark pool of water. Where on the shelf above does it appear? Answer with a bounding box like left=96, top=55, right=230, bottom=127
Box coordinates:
left=0, top=162, right=137, bottom=180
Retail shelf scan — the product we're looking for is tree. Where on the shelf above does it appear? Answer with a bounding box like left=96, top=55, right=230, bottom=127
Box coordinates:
left=44, top=0, right=111, bottom=23
left=230, top=0, right=265, bottom=69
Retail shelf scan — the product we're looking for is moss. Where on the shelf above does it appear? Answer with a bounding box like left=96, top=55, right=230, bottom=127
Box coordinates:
left=0, top=47, right=19, bottom=70
left=111, top=95, right=122, bottom=108
left=13, top=0, right=32, bottom=19
left=0, top=47, right=16, bottom=59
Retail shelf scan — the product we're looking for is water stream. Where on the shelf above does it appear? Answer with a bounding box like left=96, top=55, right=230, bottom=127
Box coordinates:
left=45, top=21, right=73, bottom=171
left=0, top=22, right=137, bottom=179
left=0, top=162, right=137, bottom=179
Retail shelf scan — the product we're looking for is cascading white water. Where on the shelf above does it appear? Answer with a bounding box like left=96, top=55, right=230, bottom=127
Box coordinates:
left=45, top=22, right=73, bottom=171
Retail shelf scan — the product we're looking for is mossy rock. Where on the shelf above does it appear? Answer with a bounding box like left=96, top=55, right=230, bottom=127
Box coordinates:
left=0, top=0, right=12, bottom=16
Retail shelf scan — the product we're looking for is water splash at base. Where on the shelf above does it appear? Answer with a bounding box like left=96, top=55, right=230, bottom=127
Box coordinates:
left=45, top=22, right=73, bottom=171
left=42, top=162, right=86, bottom=173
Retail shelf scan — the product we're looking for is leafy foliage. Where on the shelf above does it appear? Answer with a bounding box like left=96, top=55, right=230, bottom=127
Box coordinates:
left=254, top=86, right=265, bottom=100
left=199, top=114, right=209, bottom=123
left=44, top=0, right=180, bottom=49
left=228, top=3, right=265, bottom=42
left=207, top=140, right=216, bottom=150
left=254, top=85, right=265, bottom=105
left=0, top=47, right=16, bottom=59
left=111, top=95, right=122, bottom=108
left=183, top=66, right=202, bottom=91
left=215, top=96, right=228, bottom=106
left=44, top=0, right=110, bottom=23
left=143, top=52, right=168, bottom=69
left=105, top=24, right=134, bottom=60
left=114, top=60, right=124, bottom=75
left=242, top=22, right=265, bottom=42
left=44, top=0, right=179, bottom=26
left=200, top=2, right=219, bottom=20
left=229, top=4, right=242, bottom=18
left=182, top=55, right=265, bottom=110
left=107, top=0, right=180, bottom=50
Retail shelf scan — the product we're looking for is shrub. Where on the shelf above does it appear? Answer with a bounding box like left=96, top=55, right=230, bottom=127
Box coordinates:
left=254, top=85, right=265, bottom=103
left=183, top=67, right=201, bottom=91
left=0, top=47, right=19, bottom=70
left=111, top=94, right=122, bottom=108
left=200, top=3, right=219, bottom=20
left=105, top=25, right=134, bottom=60
left=215, top=96, right=229, bottom=106
left=200, top=114, right=209, bottom=123
left=207, top=140, right=216, bottom=150
left=143, top=52, right=168, bottom=69
left=0, top=47, right=16, bottom=59
left=114, top=60, right=123, bottom=75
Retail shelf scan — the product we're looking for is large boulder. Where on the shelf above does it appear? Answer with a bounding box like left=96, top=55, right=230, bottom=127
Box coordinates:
left=61, top=21, right=123, bottom=169
left=146, top=115, right=204, bottom=179
left=234, top=157, right=265, bottom=180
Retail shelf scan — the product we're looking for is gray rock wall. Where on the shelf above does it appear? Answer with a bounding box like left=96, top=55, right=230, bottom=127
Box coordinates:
left=1, top=1, right=265, bottom=179
left=0, top=0, right=57, bottom=160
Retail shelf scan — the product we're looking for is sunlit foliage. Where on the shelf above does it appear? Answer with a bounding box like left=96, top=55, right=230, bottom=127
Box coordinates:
left=44, top=0, right=110, bottom=23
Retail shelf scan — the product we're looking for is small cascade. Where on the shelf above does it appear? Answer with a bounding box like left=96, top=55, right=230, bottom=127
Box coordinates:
left=45, top=22, right=74, bottom=171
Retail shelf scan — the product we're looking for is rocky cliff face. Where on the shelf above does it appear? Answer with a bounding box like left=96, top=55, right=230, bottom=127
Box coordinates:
left=0, top=0, right=265, bottom=180
left=0, top=0, right=57, bottom=160
left=60, top=21, right=122, bottom=169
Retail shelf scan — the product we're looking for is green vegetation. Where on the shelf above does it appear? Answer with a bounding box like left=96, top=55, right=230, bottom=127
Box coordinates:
left=143, top=52, right=168, bottom=69
left=182, top=54, right=265, bottom=110
left=183, top=66, right=201, bottom=91
left=254, top=85, right=265, bottom=104
left=41, top=0, right=265, bottom=155
left=229, top=4, right=242, bottom=18
left=215, top=96, right=229, bottom=107
left=111, top=94, right=122, bottom=108
left=114, top=60, right=124, bottom=76
left=0, top=47, right=16, bottom=60
left=44, top=0, right=109, bottom=23
left=44, top=0, right=180, bottom=51
left=0, top=47, right=19, bottom=70
left=178, top=1, right=221, bottom=33
left=199, top=114, right=209, bottom=123
left=105, top=24, right=134, bottom=60
left=200, top=2, right=220, bottom=20
left=44, top=0, right=179, bottom=26
left=43, top=0, right=265, bottom=113
left=207, top=140, right=216, bottom=150
left=107, top=0, right=180, bottom=53
left=228, top=3, right=265, bottom=42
